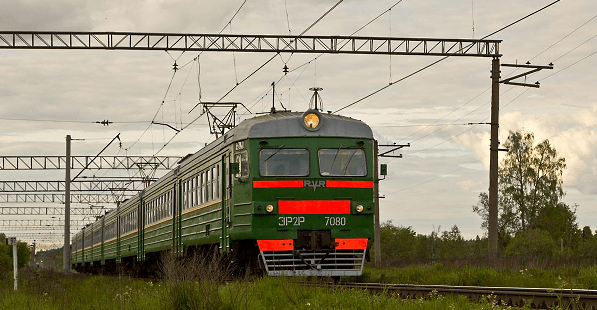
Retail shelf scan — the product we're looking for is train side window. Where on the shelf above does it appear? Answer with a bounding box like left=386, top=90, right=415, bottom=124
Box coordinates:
left=191, top=177, right=196, bottom=207
left=189, top=179, right=194, bottom=208
left=206, top=169, right=212, bottom=202
left=200, top=172, right=205, bottom=204
left=214, top=165, right=220, bottom=199
left=161, top=195, right=165, bottom=219
left=183, top=180, right=189, bottom=210
left=167, top=191, right=172, bottom=217
left=234, top=151, right=249, bottom=178
left=212, top=166, right=217, bottom=199
left=151, top=201, right=155, bottom=223
left=195, top=173, right=201, bottom=205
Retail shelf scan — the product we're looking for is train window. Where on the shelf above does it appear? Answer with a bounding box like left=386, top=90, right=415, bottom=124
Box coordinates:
left=200, top=172, right=206, bottom=204
left=189, top=179, right=194, bottom=207
left=151, top=201, right=155, bottom=223
left=191, top=177, right=197, bottom=207
left=206, top=169, right=212, bottom=202
left=212, top=166, right=218, bottom=199
left=318, top=149, right=367, bottom=176
left=183, top=181, right=188, bottom=210
left=259, top=149, right=309, bottom=176
left=214, top=165, right=220, bottom=199
left=234, top=151, right=249, bottom=178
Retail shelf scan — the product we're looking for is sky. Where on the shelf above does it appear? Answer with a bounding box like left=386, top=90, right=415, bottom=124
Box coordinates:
left=0, top=0, right=596, bottom=250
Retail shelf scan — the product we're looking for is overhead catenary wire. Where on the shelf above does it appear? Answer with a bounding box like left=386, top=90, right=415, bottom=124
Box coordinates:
left=390, top=38, right=597, bottom=192
left=124, top=0, right=250, bottom=153
left=151, top=1, right=347, bottom=157
left=239, top=0, right=408, bottom=120
left=398, top=10, right=597, bottom=144
left=333, top=0, right=562, bottom=114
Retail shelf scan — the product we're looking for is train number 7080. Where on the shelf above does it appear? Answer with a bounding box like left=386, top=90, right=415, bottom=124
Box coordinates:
left=325, top=216, right=346, bottom=226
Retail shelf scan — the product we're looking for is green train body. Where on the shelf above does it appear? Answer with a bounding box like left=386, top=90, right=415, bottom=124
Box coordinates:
left=72, top=110, right=375, bottom=277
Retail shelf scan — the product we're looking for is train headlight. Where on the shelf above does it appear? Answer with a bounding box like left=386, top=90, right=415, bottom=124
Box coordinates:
left=266, top=205, right=274, bottom=213
left=302, top=109, right=323, bottom=131
left=304, top=113, right=320, bottom=129
left=356, top=205, right=364, bottom=213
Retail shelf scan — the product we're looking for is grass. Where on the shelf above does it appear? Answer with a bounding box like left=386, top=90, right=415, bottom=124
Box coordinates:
left=359, top=263, right=597, bottom=289
left=0, top=269, right=514, bottom=310
left=3, top=254, right=596, bottom=309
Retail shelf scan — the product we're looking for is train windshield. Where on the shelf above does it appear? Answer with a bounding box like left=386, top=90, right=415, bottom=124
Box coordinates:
left=259, top=149, right=310, bottom=176
left=318, top=149, right=367, bottom=176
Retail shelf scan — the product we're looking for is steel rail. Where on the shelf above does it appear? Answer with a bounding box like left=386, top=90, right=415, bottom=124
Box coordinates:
left=334, top=282, right=597, bottom=309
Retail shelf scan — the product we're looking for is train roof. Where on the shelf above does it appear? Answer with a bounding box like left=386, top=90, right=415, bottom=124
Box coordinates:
left=229, top=111, right=373, bottom=142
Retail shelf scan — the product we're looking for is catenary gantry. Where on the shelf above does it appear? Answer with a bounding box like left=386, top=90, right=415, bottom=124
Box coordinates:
left=0, top=180, right=147, bottom=192
left=0, top=156, right=181, bottom=170
left=0, top=194, right=131, bottom=204
left=0, top=32, right=501, bottom=57
left=0, top=206, right=113, bottom=216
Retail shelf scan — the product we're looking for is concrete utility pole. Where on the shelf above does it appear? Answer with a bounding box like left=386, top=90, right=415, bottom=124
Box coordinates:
left=487, top=60, right=553, bottom=259
left=488, top=58, right=500, bottom=259
left=29, top=241, right=35, bottom=267
left=63, top=135, right=71, bottom=273
left=8, top=237, right=17, bottom=290
left=373, top=140, right=380, bottom=266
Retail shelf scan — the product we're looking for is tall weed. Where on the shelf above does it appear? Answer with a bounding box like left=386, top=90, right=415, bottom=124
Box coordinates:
left=158, top=250, right=232, bottom=310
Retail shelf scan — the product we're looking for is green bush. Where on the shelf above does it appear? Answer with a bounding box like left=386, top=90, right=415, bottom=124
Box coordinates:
left=505, top=229, right=558, bottom=261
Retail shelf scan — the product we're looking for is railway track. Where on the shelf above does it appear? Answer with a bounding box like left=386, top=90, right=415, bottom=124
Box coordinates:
left=330, top=282, right=597, bottom=309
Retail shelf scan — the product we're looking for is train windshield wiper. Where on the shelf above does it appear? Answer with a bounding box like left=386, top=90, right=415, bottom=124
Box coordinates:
left=341, top=149, right=358, bottom=175
left=330, top=144, right=343, bottom=173
left=263, top=145, right=285, bottom=163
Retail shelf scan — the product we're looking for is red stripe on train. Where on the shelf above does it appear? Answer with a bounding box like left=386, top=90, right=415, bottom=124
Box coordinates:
left=335, top=238, right=368, bottom=250
left=257, top=239, right=294, bottom=251
left=254, top=180, right=373, bottom=189
left=278, top=200, right=350, bottom=214
left=326, top=180, right=373, bottom=188
left=253, top=180, right=303, bottom=188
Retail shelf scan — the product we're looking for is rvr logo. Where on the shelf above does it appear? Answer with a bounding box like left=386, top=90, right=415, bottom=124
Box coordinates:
left=304, top=180, right=326, bottom=191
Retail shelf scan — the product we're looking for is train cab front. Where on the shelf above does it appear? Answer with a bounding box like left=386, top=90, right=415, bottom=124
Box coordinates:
left=241, top=111, right=375, bottom=277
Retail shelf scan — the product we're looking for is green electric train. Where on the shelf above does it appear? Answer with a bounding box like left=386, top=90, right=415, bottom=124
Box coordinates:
left=71, top=109, right=375, bottom=277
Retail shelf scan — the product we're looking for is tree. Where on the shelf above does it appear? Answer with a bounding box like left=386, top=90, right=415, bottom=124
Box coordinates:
left=472, top=192, right=517, bottom=248
left=473, top=130, right=568, bottom=242
left=582, top=226, right=594, bottom=239
left=0, top=237, right=30, bottom=269
left=504, top=229, right=558, bottom=261
left=500, top=130, right=566, bottom=230
left=379, top=220, right=419, bottom=263
left=437, top=225, right=468, bottom=260
left=536, top=202, right=580, bottom=253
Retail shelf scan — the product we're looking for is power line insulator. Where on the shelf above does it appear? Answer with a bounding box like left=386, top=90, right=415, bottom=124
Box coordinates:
left=283, top=64, right=289, bottom=74
left=96, top=120, right=113, bottom=126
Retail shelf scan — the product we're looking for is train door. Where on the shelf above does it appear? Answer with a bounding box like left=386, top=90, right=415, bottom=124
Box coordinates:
left=101, top=218, right=105, bottom=265
left=137, top=197, right=144, bottom=261
left=220, top=153, right=231, bottom=253
left=172, top=180, right=183, bottom=256
left=116, top=214, right=121, bottom=263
